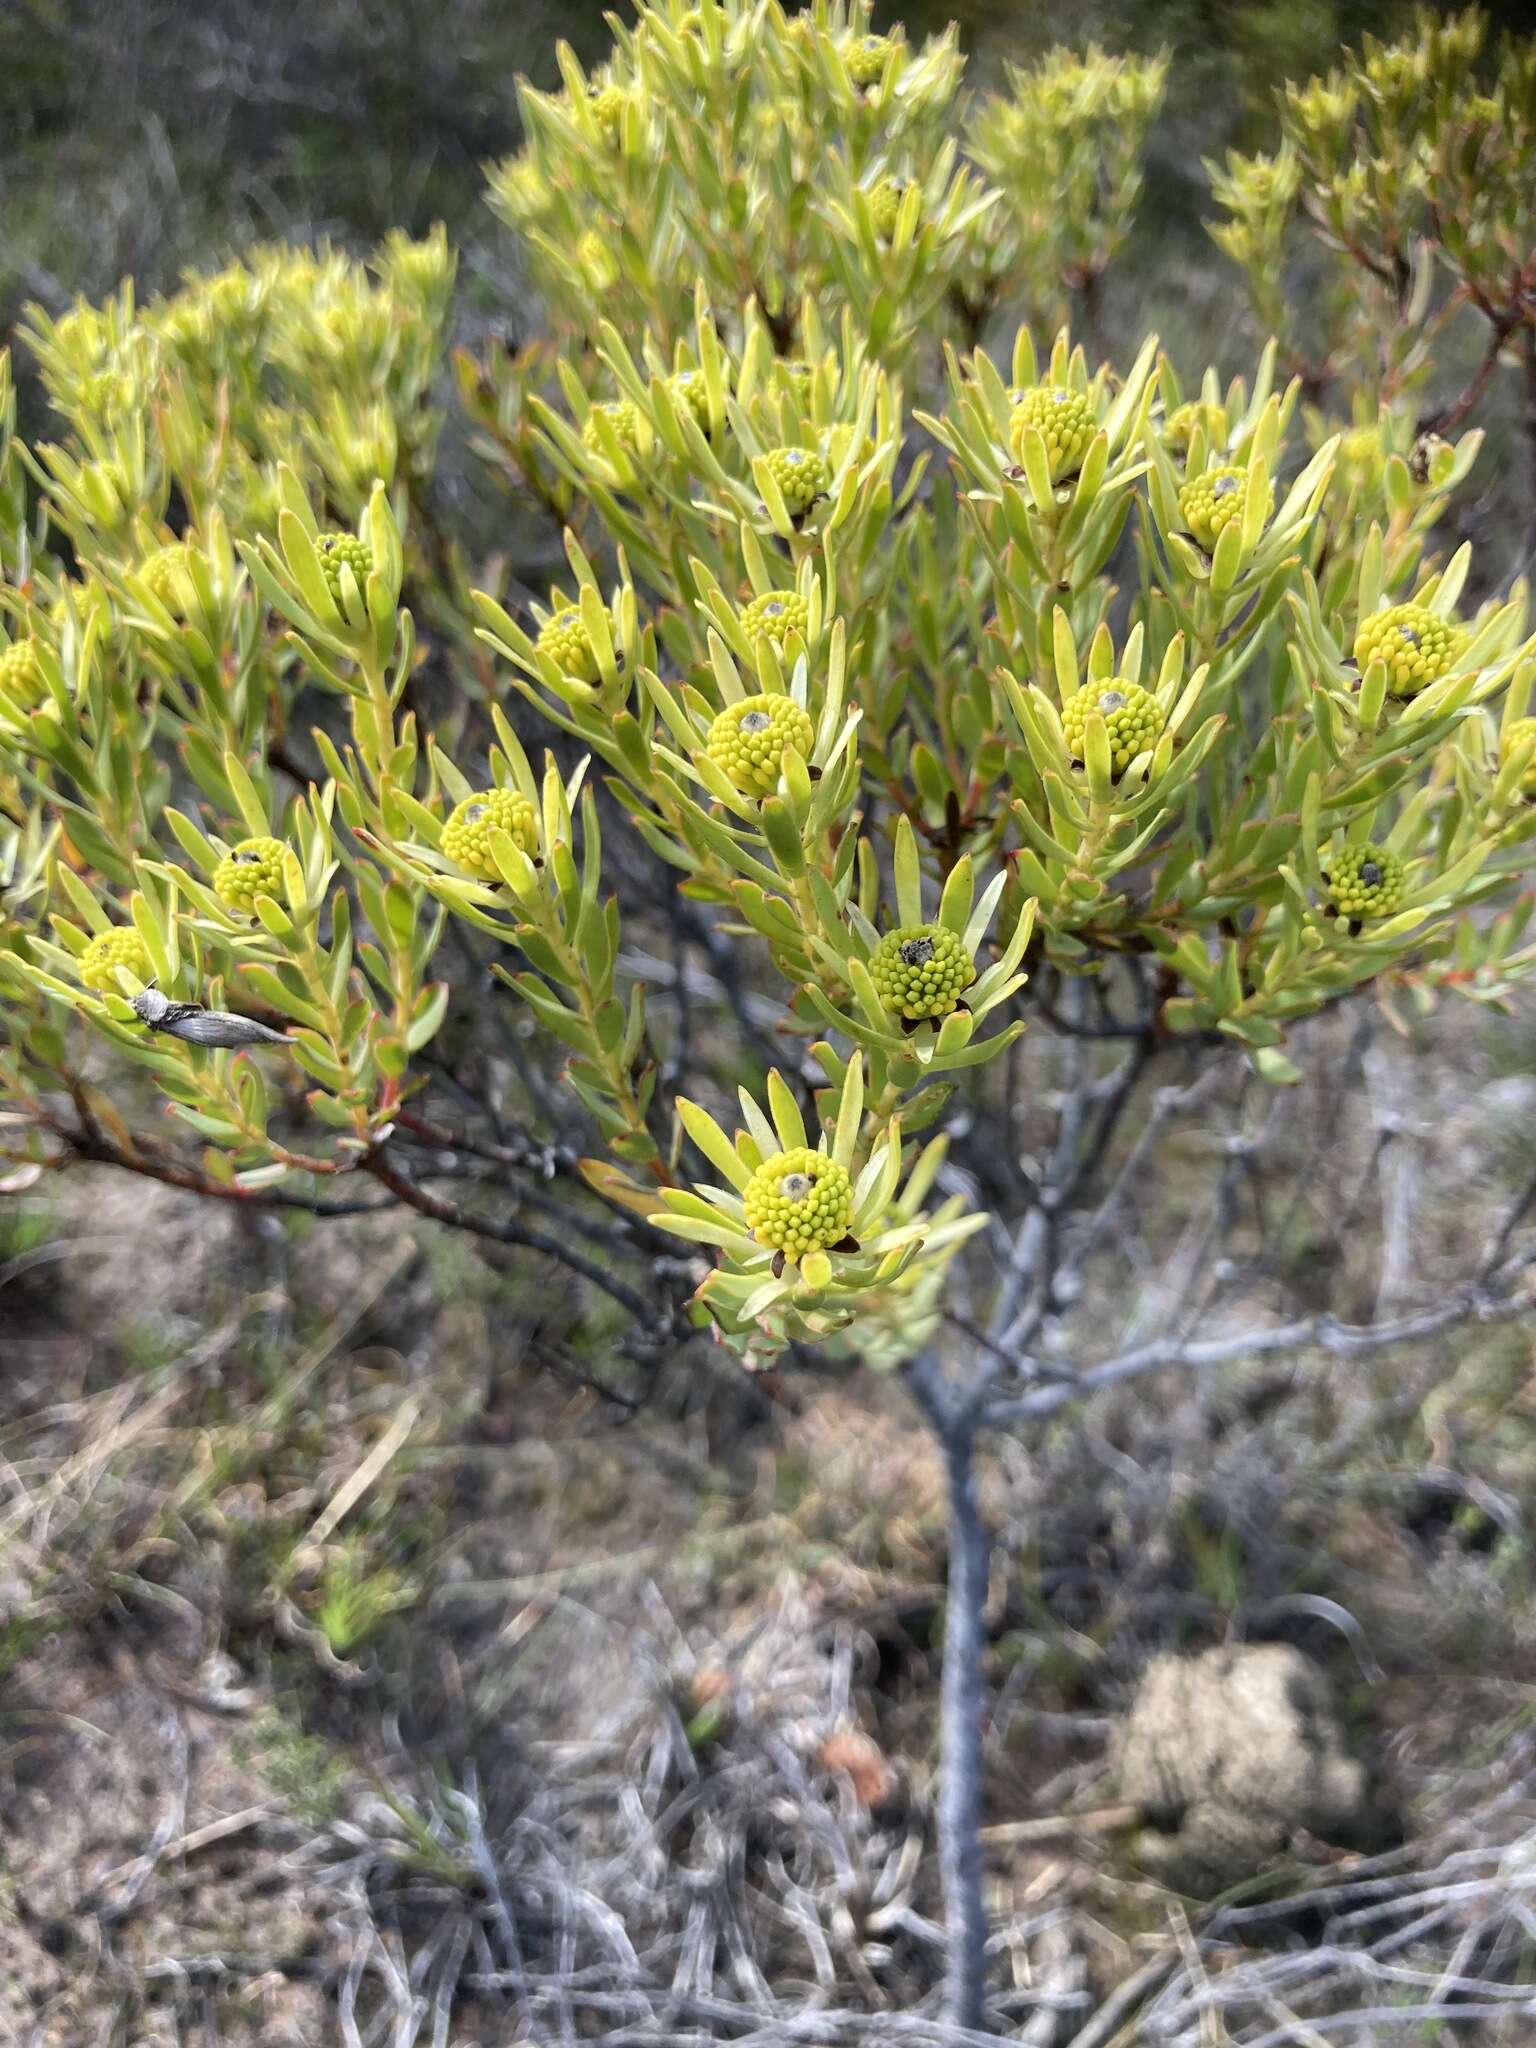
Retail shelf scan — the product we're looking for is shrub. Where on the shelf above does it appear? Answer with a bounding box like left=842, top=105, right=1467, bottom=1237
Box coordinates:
left=3, top=0, right=1536, bottom=2028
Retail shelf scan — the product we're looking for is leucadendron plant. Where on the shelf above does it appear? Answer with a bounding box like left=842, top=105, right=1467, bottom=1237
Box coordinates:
left=1208, top=7, right=1536, bottom=573
left=2, top=0, right=1536, bottom=1363
left=6, top=0, right=1536, bottom=2026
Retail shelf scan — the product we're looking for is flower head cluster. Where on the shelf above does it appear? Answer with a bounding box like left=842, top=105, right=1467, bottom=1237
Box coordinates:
left=1353, top=603, right=1459, bottom=699
left=1326, top=842, right=1404, bottom=921
left=79, top=926, right=152, bottom=993
left=1178, top=465, right=1270, bottom=550
left=316, top=532, right=373, bottom=602
left=707, top=693, right=815, bottom=793
left=870, top=924, right=975, bottom=1020
left=743, top=1148, right=854, bottom=1258
left=1009, top=385, right=1096, bottom=482
left=537, top=604, right=600, bottom=681
left=214, top=836, right=288, bottom=912
left=1061, top=679, right=1163, bottom=773
left=762, top=446, right=828, bottom=515
left=441, top=789, right=539, bottom=876
left=740, top=591, right=808, bottom=646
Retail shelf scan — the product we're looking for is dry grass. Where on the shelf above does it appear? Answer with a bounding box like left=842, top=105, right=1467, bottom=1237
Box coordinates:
left=4, top=1009, right=1536, bottom=2045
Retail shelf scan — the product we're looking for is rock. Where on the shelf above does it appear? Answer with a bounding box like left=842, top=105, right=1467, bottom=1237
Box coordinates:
left=1113, top=1644, right=1377, bottom=1895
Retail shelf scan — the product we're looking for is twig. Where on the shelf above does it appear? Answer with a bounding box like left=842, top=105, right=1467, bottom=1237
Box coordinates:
left=365, top=1147, right=664, bottom=1330
left=985, top=1238, right=1536, bottom=1427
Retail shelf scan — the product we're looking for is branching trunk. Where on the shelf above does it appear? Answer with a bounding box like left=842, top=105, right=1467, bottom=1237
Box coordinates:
left=937, top=1413, right=992, bottom=2032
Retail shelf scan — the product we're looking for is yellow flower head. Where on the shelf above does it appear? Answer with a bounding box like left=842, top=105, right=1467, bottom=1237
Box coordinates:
left=1326, top=842, right=1404, bottom=922
left=1061, top=679, right=1163, bottom=774
left=706, top=693, right=815, bottom=794
left=316, top=532, right=373, bottom=602
left=740, top=591, right=809, bottom=646
left=1501, top=716, right=1536, bottom=798
left=440, top=789, right=539, bottom=877
left=589, top=84, right=629, bottom=138
left=847, top=31, right=901, bottom=86
left=868, top=178, right=909, bottom=241
left=537, top=604, right=600, bottom=682
left=668, top=368, right=712, bottom=426
left=743, top=1148, right=854, bottom=1258
left=869, top=924, right=975, bottom=1021
left=762, top=446, right=829, bottom=515
left=1008, top=386, right=1097, bottom=482
left=79, top=926, right=153, bottom=993
left=1163, top=400, right=1224, bottom=455
left=140, top=543, right=197, bottom=613
left=1178, top=464, right=1271, bottom=551
left=214, top=836, right=288, bottom=912
left=0, top=639, right=43, bottom=708
left=1353, top=602, right=1459, bottom=699
left=583, top=399, right=640, bottom=454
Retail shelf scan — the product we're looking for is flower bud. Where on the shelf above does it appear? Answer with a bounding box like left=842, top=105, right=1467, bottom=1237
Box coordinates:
left=1163, top=400, right=1224, bottom=455
left=667, top=368, right=712, bottom=426
left=868, top=178, right=909, bottom=241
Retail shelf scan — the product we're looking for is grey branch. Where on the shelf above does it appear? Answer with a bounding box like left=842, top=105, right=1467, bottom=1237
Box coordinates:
left=984, top=1241, right=1536, bottom=1428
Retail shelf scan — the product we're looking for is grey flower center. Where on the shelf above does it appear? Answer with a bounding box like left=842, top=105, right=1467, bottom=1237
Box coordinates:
left=464, top=803, right=487, bottom=824
left=780, top=1172, right=813, bottom=1202
left=740, top=710, right=773, bottom=733
left=1398, top=627, right=1420, bottom=647
left=900, top=937, right=935, bottom=967
left=1052, top=389, right=1071, bottom=404
left=764, top=601, right=784, bottom=616
left=1097, top=689, right=1127, bottom=713
left=784, top=449, right=804, bottom=462
left=1212, top=475, right=1239, bottom=498
left=1360, top=861, right=1382, bottom=888
left=233, top=849, right=262, bottom=864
